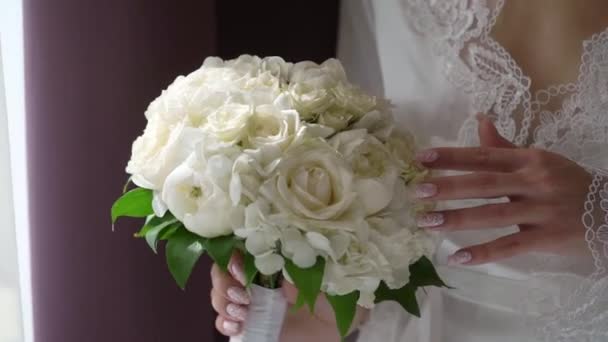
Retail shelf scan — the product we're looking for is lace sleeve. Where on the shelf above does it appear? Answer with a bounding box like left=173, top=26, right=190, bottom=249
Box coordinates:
left=539, top=168, right=608, bottom=341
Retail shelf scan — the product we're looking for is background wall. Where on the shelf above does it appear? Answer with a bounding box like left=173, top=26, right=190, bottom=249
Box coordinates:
left=24, top=1, right=339, bottom=341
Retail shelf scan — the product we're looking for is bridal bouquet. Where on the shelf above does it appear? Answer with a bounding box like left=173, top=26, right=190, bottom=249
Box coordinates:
left=112, top=55, right=447, bottom=341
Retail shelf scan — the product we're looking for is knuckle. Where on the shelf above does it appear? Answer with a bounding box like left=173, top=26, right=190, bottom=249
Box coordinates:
left=475, top=148, right=492, bottom=166
left=471, top=245, right=490, bottom=262
left=477, top=173, right=498, bottom=190
left=529, top=149, right=553, bottom=168
left=445, top=210, right=463, bottom=228
left=215, top=317, right=229, bottom=336
left=492, top=204, right=511, bottom=220
left=500, top=237, right=523, bottom=253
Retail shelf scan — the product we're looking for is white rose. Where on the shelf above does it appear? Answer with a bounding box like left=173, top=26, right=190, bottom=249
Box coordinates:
left=330, top=129, right=400, bottom=215
left=204, top=103, right=253, bottom=144
left=289, top=59, right=347, bottom=84
left=317, top=108, right=354, bottom=131
left=331, top=83, right=377, bottom=116
left=259, top=139, right=361, bottom=226
left=223, top=54, right=262, bottom=76
left=162, top=153, right=244, bottom=238
left=288, top=59, right=347, bottom=119
left=261, top=56, right=292, bottom=82
left=243, top=104, right=300, bottom=151
left=352, top=109, right=396, bottom=142
left=126, top=119, right=203, bottom=190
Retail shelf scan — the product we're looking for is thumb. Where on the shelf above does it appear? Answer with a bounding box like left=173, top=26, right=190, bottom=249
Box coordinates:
left=477, top=113, right=515, bottom=148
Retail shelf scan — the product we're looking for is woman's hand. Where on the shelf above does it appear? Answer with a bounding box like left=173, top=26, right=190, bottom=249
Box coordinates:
left=415, top=114, right=592, bottom=265
left=211, top=253, right=369, bottom=341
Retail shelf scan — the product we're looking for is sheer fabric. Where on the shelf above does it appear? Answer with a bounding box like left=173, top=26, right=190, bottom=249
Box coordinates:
left=337, top=0, right=608, bottom=341
left=0, top=39, right=24, bottom=342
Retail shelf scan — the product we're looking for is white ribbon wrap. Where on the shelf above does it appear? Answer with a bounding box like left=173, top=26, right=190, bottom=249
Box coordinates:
left=230, top=285, right=288, bottom=342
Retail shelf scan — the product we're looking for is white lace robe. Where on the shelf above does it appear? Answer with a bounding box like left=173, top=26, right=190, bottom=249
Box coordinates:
left=337, top=1, right=608, bottom=341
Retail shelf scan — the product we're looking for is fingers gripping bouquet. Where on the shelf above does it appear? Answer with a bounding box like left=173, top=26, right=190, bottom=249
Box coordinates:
left=112, top=55, right=447, bottom=341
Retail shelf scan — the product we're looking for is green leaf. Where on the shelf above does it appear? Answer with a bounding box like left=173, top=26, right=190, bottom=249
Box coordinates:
left=204, top=236, right=237, bottom=272
left=134, top=213, right=175, bottom=238
left=144, top=219, right=178, bottom=253
left=284, top=257, right=325, bottom=312
left=326, top=292, right=360, bottom=340
left=409, top=256, right=449, bottom=288
left=159, top=224, right=180, bottom=240
left=290, top=293, right=306, bottom=313
left=111, top=188, right=154, bottom=223
left=166, top=229, right=206, bottom=290
left=374, top=282, right=420, bottom=317
left=242, top=252, right=258, bottom=287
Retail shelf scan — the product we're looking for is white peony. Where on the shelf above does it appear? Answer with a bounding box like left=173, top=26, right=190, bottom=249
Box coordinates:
left=162, top=153, right=244, bottom=238
left=203, top=103, right=253, bottom=144
left=330, top=129, right=401, bottom=215
left=126, top=119, right=203, bottom=190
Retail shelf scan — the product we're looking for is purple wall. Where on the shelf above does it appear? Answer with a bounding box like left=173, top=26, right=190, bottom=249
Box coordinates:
left=24, top=1, right=339, bottom=341
left=25, top=1, right=217, bottom=341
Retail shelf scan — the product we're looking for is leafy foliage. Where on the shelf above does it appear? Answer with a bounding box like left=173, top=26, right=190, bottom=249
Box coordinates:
left=243, top=252, right=259, bottom=287
left=375, top=282, right=420, bottom=317
left=409, top=256, right=450, bottom=288
left=203, top=236, right=237, bottom=272
left=166, top=228, right=205, bottom=290
left=284, top=257, right=325, bottom=312
left=111, top=188, right=154, bottom=223
left=326, top=292, right=360, bottom=340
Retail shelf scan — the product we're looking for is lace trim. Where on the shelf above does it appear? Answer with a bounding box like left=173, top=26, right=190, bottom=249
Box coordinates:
left=583, top=172, right=608, bottom=277
left=533, top=172, right=608, bottom=342
left=402, top=0, right=608, bottom=158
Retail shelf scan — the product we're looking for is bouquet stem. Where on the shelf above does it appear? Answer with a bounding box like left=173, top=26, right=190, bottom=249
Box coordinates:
left=229, top=284, right=287, bottom=342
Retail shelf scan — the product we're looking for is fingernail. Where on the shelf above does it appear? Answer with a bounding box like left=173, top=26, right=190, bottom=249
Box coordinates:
left=416, top=149, right=439, bottom=163
left=230, top=263, right=247, bottom=286
left=448, top=251, right=473, bottom=266
left=417, top=213, right=445, bottom=228
left=227, top=303, right=248, bottom=321
left=415, top=183, right=438, bottom=199
left=223, top=321, right=240, bottom=335
left=475, top=112, right=486, bottom=121
left=227, top=287, right=250, bottom=305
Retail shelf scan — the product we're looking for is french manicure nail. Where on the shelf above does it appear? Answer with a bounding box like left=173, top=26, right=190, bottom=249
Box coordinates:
left=223, top=321, right=240, bottom=334
left=230, top=263, right=247, bottom=286
left=415, top=183, right=438, bottom=199
left=416, top=149, right=439, bottom=163
left=417, top=213, right=445, bottom=228
left=227, top=304, right=248, bottom=321
left=448, top=251, right=473, bottom=266
left=227, top=287, right=250, bottom=305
